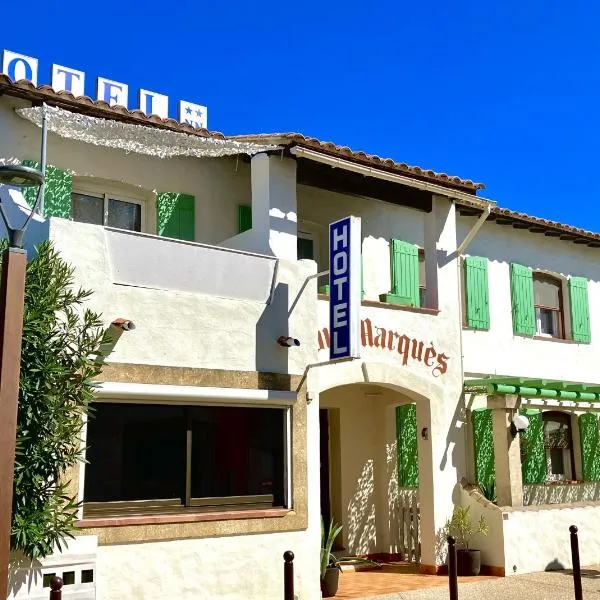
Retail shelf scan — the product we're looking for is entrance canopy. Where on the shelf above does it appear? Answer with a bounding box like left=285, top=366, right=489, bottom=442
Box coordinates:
left=464, top=376, right=600, bottom=401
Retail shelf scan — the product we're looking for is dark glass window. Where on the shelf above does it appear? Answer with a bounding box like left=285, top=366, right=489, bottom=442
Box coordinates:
left=84, top=403, right=285, bottom=514
left=70, top=193, right=142, bottom=232
left=71, top=193, right=103, bottom=225
left=84, top=403, right=186, bottom=503
left=533, top=274, right=563, bottom=338
left=297, top=236, right=314, bottom=260
left=542, top=411, right=575, bottom=481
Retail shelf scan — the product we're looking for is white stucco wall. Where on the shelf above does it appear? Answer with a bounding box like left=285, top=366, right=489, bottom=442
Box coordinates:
left=297, top=184, right=424, bottom=274
left=93, top=391, right=321, bottom=600
left=0, top=96, right=252, bottom=245
left=47, top=218, right=317, bottom=376
left=460, top=216, right=600, bottom=383
left=503, top=505, right=600, bottom=574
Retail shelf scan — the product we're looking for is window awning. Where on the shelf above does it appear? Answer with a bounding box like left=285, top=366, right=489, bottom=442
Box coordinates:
left=15, top=105, right=279, bottom=159
left=464, top=377, right=600, bottom=401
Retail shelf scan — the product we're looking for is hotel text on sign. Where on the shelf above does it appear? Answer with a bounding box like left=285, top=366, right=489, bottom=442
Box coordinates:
left=329, top=216, right=361, bottom=359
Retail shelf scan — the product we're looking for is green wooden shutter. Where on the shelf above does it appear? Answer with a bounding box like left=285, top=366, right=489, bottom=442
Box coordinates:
left=464, top=256, right=490, bottom=330
left=510, top=263, right=535, bottom=335
left=569, top=277, right=591, bottom=343
left=238, top=204, right=252, bottom=233
left=579, top=413, right=600, bottom=481
left=472, top=409, right=495, bottom=488
left=520, top=409, right=546, bottom=484
left=396, top=404, right=419, bottom=488
left=156, top=193, right=195, bottom=241
left=22, top=160, right=72, bottom=219
left=390, top=239, right=420, bottom=307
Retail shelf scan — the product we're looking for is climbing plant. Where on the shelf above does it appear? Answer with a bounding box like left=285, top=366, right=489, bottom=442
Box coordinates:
left=3, top=241, right=109, bottom=559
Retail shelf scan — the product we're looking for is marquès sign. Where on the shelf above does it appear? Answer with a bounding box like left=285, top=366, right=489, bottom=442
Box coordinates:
left=1, top=49, right=207, bottom=129
left=318, top=317, right=450, bottom=377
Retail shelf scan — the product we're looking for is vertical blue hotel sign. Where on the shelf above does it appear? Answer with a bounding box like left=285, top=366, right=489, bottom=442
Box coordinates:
left=329, top=216, right=362, bottom=360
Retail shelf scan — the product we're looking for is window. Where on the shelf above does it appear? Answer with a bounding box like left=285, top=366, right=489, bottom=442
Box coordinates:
left=533, top=273, right=564, bottom=338
left=297, top=231, right=316, bottom=260
left=83, top=403, right=286, bottom=517
left=418, top=250, right=426, bottom=308
left=71, top=189, right=144, bottom=232
left=542, top=411, right=575, bottom=481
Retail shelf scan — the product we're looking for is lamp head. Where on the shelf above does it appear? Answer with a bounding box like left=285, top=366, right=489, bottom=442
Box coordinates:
left=510, top=414, right=529, bottom=437
left=0, top=165, right=44, bottom=189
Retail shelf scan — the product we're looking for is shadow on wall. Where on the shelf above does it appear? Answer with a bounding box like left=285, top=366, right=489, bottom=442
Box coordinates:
left=545, top=559, right=566, bottom=571
left=347, top=459, right=377, bottom=555
left=440, top=394, right=468, bottom=501
left=8, top=553, right=43, bottom=597
left=387, top=437, right=400, bottom=553
left=255, top=281, right=289, bottom=374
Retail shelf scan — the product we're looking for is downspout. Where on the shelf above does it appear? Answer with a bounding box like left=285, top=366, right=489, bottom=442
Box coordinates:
left=454, top=202, right=492, bottom=483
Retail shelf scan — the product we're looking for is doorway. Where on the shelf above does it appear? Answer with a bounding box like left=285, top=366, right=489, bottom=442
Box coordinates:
left=319, top=409, right=332, bottom=531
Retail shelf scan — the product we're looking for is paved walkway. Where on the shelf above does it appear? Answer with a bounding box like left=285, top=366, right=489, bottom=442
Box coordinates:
left=335, top=562, right=494, bottom=599
left=345, top=565, right=600, bottom=600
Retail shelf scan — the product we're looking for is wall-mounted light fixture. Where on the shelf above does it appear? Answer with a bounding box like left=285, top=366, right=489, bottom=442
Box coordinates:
left=510, top=414, right=529, bottom=437
left=277, top=336, right=300, bottom=348
left=421, top=427, right=429, bottom=441
left=111, top=318, right=136, bottom=331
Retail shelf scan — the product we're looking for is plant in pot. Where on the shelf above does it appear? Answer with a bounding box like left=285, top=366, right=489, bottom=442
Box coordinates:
left=321, top=518, right=343, bottom=598
left=446, top=506, right=489, bottom=576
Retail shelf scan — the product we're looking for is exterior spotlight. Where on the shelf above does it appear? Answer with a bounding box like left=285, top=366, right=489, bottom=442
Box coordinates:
left=111, top=318, right=136, bottom=331
left=510, top=414, right=529, bottom=437
left=277, top=336, right=300, bottom=347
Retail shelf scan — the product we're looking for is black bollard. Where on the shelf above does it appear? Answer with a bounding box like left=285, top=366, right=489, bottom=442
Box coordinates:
left=49, top=576, right=63, bottom=600
left=283, top=550, right=294, bottom=600
left=448, top=536, right=458, bottom=600
left=569, top=525, right=583, bottom=600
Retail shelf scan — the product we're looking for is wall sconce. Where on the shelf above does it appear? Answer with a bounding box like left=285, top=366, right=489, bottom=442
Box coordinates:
left=421, top=427, right=429, bottom=441
left=277, top=336, right=300, bottom=347
left=510, top=414, right=529, bottom=437
left=111, top=318, right=136, bottom=331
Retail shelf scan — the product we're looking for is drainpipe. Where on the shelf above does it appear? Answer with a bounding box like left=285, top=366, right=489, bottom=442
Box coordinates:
left=454, top=202, right=492, bottom=484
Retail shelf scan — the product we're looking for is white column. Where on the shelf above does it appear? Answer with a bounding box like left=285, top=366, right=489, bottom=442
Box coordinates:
left=423, top=195, right=457, bottom=311
left=488, top=394, right=524, bottom=507
left=416, top=398, right=459, bottom=571
left=250, top=153, right=297, bottom=260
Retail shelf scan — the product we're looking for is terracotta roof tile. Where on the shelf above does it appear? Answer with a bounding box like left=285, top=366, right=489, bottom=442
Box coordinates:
left=3, top=76, right=600, bottom=246
left=479, top=206, right=600, bottom=247
left=229, top=132, right=485, bottom=192
left=0, top=74, right=227, bottom=140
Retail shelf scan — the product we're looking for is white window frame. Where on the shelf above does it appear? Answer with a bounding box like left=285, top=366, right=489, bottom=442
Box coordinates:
left=71, top=180, right=149, bottom=233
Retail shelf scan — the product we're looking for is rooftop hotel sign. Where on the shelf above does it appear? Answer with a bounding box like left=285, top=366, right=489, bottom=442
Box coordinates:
left=1, top=49, right=208, bottom=129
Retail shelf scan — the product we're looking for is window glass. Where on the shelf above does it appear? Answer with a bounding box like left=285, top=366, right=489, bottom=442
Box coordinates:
left=543, top=412, right=573, bottom=480
left=534, top=275, right=560, bottom=309
left=297, top=236, right=314, bottom=260
left=71, top=193, right=103, bottom=225
left=190, top=406, right=284, bottom=505
left=84, top=403, right=186, bottom=503
left=108, top=198, right=142, bottom=232
left=84, top=403, right=285, bottom=512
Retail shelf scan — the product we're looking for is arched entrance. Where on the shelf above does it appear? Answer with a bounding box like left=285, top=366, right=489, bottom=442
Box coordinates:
left=310, top=360, right=460, bottom=574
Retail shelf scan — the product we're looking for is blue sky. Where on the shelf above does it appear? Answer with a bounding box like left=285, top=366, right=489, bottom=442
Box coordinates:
left=3, top=1, right=599, bottom=230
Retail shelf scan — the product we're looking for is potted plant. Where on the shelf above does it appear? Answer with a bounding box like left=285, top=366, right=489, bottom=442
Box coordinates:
left=446, top=506, right=489, bottom=576
left=321, top=518, right=343, bottom=598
